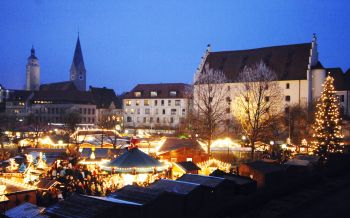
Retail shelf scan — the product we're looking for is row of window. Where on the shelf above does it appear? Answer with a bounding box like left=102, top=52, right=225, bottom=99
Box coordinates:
left=125, top=99, right=182, bottom=107
left=134, top=91, right=178, bottom=98
left=78, top=108, right=96, bottom=115
left=126, top=116, right=176, bottom=123
left=125, top=108, right=186, bottom=116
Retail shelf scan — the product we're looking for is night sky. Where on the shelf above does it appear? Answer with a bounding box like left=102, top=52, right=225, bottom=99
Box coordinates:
left=1, top=0, right=350, bottom=94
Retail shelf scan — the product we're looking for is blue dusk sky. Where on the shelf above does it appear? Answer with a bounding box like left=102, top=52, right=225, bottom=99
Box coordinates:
left=1, top=0, right=350, bottom=94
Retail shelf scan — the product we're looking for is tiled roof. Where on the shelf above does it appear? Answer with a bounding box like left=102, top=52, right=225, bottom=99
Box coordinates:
left=89, top=86, right=121, bottom=109
left=124, top=83, right=191, bottom=99
left=202, top=43, right=312, bottom=81
left=6, top=90, right=33, bottom=101
left=158, top=137, right=205, bottom=153
left=39, top=81, right=77, bottom=91
left=327, top=68, right=350, bottom=91
left=32, top=90, right=93, bottom=104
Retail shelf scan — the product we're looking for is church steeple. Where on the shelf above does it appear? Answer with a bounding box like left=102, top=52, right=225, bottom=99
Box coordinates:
left=70, top=35, right=86, bottom=91
left=26, top=46, right=40, bottom=90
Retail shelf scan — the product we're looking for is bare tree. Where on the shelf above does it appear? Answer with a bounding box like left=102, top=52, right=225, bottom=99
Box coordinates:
left=193, top=63, right=228, bottom=155
left=26, top=113, right=48, bottom=147
left=233, top=61, right=283, bottom=159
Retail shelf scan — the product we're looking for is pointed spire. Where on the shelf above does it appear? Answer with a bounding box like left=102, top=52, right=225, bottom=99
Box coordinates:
left=28, top=45, right=38, bottom=60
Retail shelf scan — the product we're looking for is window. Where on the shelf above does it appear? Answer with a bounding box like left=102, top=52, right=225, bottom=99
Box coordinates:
left=150, top=91, right=157, bottom=97
left=155, top=109, right=158, bottom=114
left=150, top=117, right=153, bottom=123
left=136, top=100, right=140, bottom=106
left=126, top=100, right=131, bottom=106
left=226, top=108, right=230, bottom=113
left=83, top=108, right=87, bottom=114
left=175, top=100, right=181, bottom=106
left=168, top=100, right=171, bottom=106
left=170, top=117, right=174, bottom=123
left=137, top=108, right=140, bottom=114
left=88, top=108, right=91, bottom=114
left=162, top=109, right=166, bottom=115
left=145, top=108, right=150, bottom=114
left=144, top=100, right=149, bottom=106
left=209, top=97, right=213, bottom=103
left=169, top=91, right=177, bottom=97
left=125, top=108, right=128, bottom=113
left=143, top=117, right=146, bottom=123
left=157, top=117, right=160, bottom=123
left=171, top=109, right=176, bottom=115
left=154, top=100, right=158, bottom=106
left=131, top=108, right=135, bottom=114
left=182, top=109, right=186, bottom=115
left=134, top=92, right=141, bottom=97
left=226, top=97, right=231, bottom=104
left=286, top=83, right=290, bottom=89
left=265, top=84, right=269, bottom=90
left=161, top=100, right=164, bottom=106
left=265, top=96, right=270, bottom=102
left=127, top=117, right=132, bottom=122
left=340, top=95, right=345, bottom=102
left=92, top=109, right=95, bottom=115
left=285, top=95, right=291, bottom=102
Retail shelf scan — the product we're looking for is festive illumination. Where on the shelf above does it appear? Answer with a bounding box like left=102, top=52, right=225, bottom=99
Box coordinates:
left=197, top=158, right=231, bottom=175
left=6, top=158, right=19, bottom=172
left=312, top=75, right=344, bottom=160
left=210, top=138, right=251, bottom=151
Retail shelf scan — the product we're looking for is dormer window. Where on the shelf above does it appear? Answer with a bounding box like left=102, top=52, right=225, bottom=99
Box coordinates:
left=150, top=91, right=158, bottom=97
left=134, top=92, right=141, bottom=97
left=169, top=91, right=177, bottom=97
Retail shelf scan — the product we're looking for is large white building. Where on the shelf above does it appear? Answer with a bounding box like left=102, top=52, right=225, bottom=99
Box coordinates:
left=123, top=83, right=191, bottom=132
left=194, top=35, right=350, bottom=118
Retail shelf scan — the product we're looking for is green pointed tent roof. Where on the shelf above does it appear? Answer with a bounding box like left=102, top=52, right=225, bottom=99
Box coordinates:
left=104, top=147, right=166, bottom=173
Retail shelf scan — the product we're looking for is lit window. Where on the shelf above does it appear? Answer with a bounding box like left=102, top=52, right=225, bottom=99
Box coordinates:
left=144, top=100, right=149, bottom=106
left=126, top=100, right=131, bottom=106
left=136, top=100, right=140, bottom=106
left=131, top=108, right=135, bottom=114
left=134, top=92, right=141, bottom=97
left=169, top=91, right=177, bottom=97
left=150, top=91, right=157, bottom=97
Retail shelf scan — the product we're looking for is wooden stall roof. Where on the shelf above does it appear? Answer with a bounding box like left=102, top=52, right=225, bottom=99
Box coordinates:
left=177, top=174, right=225, bottom=188
left=210, top=169, right=255, bottom=185
left=4, top=202, right=47, bottom=218
left=45, top=194, right=117, bottom=218
left=148, top=179, right=200, bottom=195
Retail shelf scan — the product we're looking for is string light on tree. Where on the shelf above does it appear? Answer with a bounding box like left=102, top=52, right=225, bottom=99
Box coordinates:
left=312, top=75, right=344, bottom=160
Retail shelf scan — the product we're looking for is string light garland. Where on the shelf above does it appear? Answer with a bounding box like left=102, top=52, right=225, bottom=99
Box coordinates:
left=312, top=75, right=344, bottom=160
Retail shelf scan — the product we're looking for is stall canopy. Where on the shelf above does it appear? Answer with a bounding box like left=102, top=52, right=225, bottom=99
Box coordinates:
left=103, top=147, right=167, bottom=173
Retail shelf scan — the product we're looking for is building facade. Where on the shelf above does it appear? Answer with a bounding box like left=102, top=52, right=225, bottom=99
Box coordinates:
left=26, top=47, right=40, bottom=91
left=194, top=35, right=350, bottom=121
left=123, top=83, right=191, bottom=132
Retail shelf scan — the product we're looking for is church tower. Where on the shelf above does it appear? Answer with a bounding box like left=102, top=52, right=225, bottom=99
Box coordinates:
left=70, top=35, right=86, bottom=91
left=26, top=46, right=40, bottom=90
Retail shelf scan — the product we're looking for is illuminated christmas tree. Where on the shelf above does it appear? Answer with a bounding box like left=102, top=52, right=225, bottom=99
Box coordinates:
left=312, top=75, right=344, bottom=160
